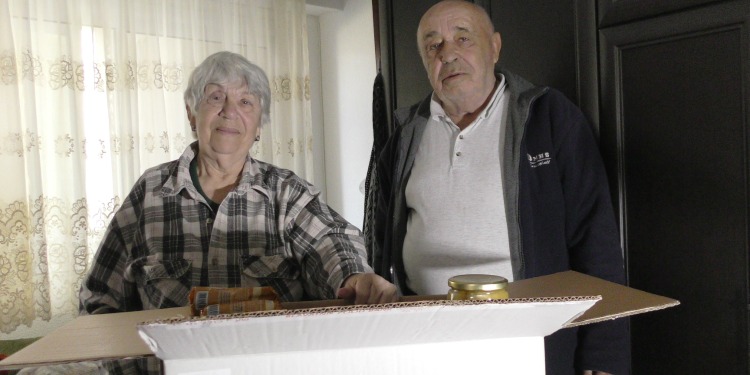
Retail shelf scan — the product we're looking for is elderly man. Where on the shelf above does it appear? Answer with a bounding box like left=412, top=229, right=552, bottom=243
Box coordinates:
left=369, top=1, right=630, bottom=374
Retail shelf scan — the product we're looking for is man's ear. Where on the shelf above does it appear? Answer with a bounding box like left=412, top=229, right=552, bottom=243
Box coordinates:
left=492, top=31, right=502, bottom=64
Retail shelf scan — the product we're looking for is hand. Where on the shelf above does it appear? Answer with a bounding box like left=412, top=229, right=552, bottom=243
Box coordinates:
left=583, top=371, right=613, bottom=375
left=337, top=273, right=399, bottom=304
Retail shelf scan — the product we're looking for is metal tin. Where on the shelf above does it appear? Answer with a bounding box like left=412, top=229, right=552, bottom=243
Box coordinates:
left=447, top=274, right=509, bottom=300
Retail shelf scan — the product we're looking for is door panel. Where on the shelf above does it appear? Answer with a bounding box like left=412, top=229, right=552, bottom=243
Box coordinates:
left=598, top=0, right=725, bottom=27
left=599, top=1, right=750, bottom=373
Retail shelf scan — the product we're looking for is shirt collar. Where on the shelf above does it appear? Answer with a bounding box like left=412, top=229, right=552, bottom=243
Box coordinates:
left=163, top=141, right=269, bottom=199
left=429, top=73, right=507, bottom=124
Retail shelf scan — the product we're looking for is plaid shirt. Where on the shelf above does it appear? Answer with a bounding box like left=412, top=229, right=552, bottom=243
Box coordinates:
left=77, top=142, right=371, bottom=374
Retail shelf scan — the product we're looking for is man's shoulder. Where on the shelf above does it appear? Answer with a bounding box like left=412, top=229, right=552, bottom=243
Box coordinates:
left=394, top=94, right=431, bottom=127
left=499, top=69, right=581, bottom=122
left=499, top=69, right=553, bottom=102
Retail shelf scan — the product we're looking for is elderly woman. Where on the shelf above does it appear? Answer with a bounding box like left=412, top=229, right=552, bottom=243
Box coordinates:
left=76, top=51, right=396, bottom=374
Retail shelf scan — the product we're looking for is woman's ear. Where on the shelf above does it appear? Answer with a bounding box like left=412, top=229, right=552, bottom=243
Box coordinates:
left=186, top=104, right=196, bottom=131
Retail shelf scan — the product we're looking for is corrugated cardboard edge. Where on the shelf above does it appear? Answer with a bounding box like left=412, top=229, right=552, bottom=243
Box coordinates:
left=139, top=296, right=603, bottom=326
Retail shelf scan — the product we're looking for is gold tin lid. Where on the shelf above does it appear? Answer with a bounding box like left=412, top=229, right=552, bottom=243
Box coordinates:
left=448, top=274, right=508, bottom=291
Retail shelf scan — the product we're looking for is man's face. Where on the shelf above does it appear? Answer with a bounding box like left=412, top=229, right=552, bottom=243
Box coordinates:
left=417, top=1, right=501, bottom=108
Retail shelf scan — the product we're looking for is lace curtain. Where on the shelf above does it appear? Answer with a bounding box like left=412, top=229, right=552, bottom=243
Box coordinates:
left=0, top=0, right=312, bottom=336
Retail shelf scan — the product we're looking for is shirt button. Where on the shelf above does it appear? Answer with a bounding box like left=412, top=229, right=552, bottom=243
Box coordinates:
left=211, top=257, right=219, bottom=266
left=456, top=152, right=462, bottom=156
left=459, top=135, right=464, bottom=139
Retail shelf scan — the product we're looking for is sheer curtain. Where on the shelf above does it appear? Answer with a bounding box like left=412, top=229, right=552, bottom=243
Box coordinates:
left=0, top=0, right=312, bottom=337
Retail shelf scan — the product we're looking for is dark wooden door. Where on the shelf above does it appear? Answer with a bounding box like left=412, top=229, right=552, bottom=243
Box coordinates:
left=597, top=0, right=726, bottom=27
left=599, top=1, right=750, bottom=373
left=486, top=0, right=588, bottom=107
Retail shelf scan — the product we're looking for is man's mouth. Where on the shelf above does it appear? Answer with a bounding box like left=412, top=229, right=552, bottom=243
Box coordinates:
left=441, top=71, right=462, bottom=82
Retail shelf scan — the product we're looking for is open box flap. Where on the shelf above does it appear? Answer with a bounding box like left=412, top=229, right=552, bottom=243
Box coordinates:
left=0, top=271, right=679, bottom=370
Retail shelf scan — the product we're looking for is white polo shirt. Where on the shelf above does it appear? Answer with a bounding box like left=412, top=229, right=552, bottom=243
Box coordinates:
left=402, top=75, right=513, bottom=295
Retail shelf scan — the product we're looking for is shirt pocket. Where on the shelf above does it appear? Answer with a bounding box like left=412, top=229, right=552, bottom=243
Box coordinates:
left=131, top=258, right=192, bottom=309
left=241, top=255, right=302, bottom=300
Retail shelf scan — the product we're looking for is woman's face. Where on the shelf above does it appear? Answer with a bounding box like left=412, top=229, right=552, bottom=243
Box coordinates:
left=188, top=80, right=262, bottom=161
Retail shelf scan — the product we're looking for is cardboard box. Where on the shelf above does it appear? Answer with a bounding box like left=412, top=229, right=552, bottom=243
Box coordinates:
left=0, top=271, right=679, bottom=374
left=142, top=297, right=599, bottom=375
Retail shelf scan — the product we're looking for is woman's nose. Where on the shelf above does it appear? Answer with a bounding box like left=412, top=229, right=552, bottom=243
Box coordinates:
left=220, top=98, right=239, bottom=118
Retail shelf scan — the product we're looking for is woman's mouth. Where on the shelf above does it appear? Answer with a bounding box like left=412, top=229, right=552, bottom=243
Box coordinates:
left=216, top=127, right=240, bottom=135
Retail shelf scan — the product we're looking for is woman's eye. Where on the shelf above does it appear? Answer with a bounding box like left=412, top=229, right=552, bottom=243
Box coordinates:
left=206, top=92, right=225, bottom=105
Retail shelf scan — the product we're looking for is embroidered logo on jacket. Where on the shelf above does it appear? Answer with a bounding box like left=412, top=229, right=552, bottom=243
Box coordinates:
left=528, top=152, right=551, bottom=168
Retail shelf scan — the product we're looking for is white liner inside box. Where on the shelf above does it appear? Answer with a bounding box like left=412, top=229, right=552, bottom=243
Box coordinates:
left=139, top=297, right=599, bottom=375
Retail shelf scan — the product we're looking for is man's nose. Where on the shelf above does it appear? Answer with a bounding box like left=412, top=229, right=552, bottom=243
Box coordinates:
left=439, top=43, right=458, bottom=64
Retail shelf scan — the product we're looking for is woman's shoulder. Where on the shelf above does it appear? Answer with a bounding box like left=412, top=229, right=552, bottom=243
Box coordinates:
left=130, top=159, right=184, bottom=196
left=251, top=159, right=318, bottom=195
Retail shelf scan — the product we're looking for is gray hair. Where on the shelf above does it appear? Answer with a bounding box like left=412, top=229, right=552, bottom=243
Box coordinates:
left=184, top=51, right=271, bottom=126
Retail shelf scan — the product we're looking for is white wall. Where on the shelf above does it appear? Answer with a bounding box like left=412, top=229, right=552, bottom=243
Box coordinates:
left=307, top=14, right=327, bottom=203
left=314, top=0, right=375, bottom=229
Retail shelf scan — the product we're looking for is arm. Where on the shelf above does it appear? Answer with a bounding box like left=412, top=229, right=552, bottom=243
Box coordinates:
left=551, top=92, right=630, bottom=374
left=78, top=225, right=135, bottom=314
left=372, top=136, right=395, bottom=278
left=337, top=273, right=398, bottom=304
left=79, top=190, right=143, bottom=315
left=290, top=196, right=396, bottom=303
left=554, top=95, right=624, bottom=284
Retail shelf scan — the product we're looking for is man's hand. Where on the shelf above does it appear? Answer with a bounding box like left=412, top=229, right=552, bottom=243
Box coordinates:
left=337, top=273, right=399, bottom=304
